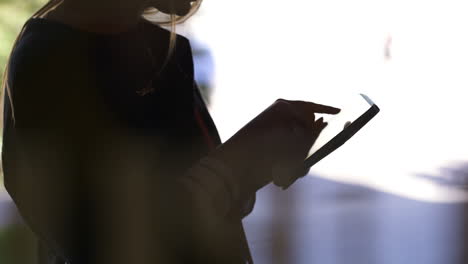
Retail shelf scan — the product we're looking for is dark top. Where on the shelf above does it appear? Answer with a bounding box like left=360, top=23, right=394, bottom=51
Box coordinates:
left=2, top=18, right=253, bottom=264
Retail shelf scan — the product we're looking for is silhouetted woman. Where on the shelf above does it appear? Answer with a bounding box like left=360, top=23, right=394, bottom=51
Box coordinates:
left=1, top=0, right=339, bottom=263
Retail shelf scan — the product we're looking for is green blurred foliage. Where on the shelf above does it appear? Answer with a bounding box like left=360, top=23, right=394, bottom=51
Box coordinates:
left=0, top=0, right=47, bottom=85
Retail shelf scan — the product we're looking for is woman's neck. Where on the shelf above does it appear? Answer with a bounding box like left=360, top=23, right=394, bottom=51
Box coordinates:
left=44, top=0, right=146, bottom=34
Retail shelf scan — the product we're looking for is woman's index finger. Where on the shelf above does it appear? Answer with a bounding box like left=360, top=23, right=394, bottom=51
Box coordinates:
left=310, top=102, right=341, bottom=114
left=292, top=100, right=341, bottom=115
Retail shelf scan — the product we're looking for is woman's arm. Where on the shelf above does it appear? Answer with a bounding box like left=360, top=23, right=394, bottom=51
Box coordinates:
left=3, top=41, right=94, bottom=262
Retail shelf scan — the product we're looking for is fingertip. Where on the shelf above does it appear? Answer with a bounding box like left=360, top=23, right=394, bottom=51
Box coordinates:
left=316, top=104, right=341, bottom=114
left=331, top=107, right=341, bottom=114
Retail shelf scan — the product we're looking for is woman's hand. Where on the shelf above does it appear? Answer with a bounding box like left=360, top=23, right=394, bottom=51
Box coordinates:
left=215, top=99, right=340, bottom=196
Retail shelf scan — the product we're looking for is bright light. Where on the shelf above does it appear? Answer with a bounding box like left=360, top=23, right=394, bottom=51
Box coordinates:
left=188, top=0, right=468, bottom=202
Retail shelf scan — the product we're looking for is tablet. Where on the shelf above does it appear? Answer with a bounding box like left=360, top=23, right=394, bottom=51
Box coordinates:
left=304, top=94, right=380, bottom=168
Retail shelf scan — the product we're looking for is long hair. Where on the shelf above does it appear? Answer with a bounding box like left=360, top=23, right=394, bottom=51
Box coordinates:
left=0, top=0, right=202, bottom=123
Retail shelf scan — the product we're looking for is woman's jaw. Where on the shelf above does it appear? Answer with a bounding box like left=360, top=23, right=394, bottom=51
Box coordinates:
left=146, top=0, right=196, bottom=16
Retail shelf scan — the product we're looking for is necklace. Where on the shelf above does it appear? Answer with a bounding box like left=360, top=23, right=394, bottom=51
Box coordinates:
left=134, top=23, right=156, bottom=97
left=136, top=46, right=156, bottom=96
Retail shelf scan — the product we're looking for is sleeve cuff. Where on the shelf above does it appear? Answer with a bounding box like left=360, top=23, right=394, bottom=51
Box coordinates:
left=182, top=156, right=239, bottom=217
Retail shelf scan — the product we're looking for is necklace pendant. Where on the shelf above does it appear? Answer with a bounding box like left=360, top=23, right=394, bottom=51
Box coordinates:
left=136, top=80, right=155, bottom=96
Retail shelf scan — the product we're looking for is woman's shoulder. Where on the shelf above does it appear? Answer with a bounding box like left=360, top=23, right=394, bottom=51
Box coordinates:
left=10, top=19, right=87, bottom=74
left=17, top=19, right=85, bottom=52
left=7, top=19, right=96, bottom=105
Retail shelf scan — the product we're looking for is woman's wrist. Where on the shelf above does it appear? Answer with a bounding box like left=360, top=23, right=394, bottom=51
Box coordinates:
left=184, top=157, right=234, bottom=217
left=212, top=144, right=271, bottom=197
left=196, top=156, right=239, bottom=203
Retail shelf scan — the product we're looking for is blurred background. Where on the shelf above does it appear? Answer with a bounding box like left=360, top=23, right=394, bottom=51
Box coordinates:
left=2, top=0, right=468, bottom=263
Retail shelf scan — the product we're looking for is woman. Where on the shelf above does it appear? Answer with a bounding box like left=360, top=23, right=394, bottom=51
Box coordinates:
left=1, top=0, right=339, bottom=263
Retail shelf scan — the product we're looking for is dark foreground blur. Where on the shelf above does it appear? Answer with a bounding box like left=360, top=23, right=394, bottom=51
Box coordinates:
left=2, top=175, right=468, bottom=264
left=0, top=192, right=36, bottom=264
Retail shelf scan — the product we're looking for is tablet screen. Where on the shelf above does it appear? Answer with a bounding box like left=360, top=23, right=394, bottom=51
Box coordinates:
left=307, top=94, right=376, bottom=159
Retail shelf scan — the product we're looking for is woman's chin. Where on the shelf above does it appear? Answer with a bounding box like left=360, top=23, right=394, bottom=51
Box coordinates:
left=157, top=2, right=192, bottom=17
left=174, top=3, right=192, bottom=16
